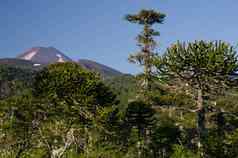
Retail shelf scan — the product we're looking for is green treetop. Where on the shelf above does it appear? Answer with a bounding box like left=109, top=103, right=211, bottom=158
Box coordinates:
left=125, top=9, right=166, bottom=102
left=33, top=62, right=118, bottom=157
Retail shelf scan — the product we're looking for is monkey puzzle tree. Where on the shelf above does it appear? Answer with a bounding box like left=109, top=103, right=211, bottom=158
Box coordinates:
left=33, top=62, right=118, bottom=158
left=154, top=40, right=238, bottom=155
left=125, top=9, right=166, bottom=102
left=125, top=101, right=156, bottom=158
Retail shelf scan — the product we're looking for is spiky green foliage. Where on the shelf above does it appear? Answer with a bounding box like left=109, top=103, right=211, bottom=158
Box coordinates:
left=156, top=40, right=238, bottom=93
left=32, top=62, right=118, bottom=157
left=125, top=101, right=155, bottom=138
left=0, top=62, right=120, bottom=158
left=125, top=9, right=166, bottom=101
left=124, top=101, right=155, bottom=158
left=125, top=10, right=165, bottom=25
left=33, top=62, right=118, bottom=120
left=154, top=40, right=238, bottom=154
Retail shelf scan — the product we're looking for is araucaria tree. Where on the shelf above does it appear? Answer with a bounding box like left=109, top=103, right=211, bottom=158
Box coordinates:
left=125, top=101, right=155, bottom=158
left=33, top=62, right=118, bottom=158
left=154, top=40, right=238, bottom=154
left=125, top=9, right=166, bottom=102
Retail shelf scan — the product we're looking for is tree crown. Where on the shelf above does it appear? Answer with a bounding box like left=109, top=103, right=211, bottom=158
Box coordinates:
left=125, top=9, right=166, bottom=25
left=155, top=40, right=238, bottom=92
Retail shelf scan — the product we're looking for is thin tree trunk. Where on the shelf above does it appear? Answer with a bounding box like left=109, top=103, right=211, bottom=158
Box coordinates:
left=196, top=89, right=205, bottom=155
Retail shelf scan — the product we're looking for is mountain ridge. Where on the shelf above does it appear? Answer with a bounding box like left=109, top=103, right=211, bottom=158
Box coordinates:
left=78, top=59, right=123, bottom=77
left=1, top=46, right=124, bottom=78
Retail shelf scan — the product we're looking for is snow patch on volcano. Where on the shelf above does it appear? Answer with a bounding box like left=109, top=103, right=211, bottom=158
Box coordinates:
left=33, top=63, right=41, bottom=67
left=22, top=51, right=37, bottom=60
left=56, top=54, right=65, bottom=63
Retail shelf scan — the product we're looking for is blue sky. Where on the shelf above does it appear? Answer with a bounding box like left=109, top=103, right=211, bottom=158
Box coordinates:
left=1, top=0, right=238, bottom=74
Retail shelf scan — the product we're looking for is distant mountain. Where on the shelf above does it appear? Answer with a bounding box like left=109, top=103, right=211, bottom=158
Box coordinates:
left=78, top=59, right=123, bottom=78
left=17, top=47, right=73, bottom=65
left=13, top=46, right=123, bottom=77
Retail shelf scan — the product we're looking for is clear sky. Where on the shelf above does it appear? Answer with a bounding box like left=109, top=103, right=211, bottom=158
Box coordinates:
left=1, top=0, right=238, bottom=74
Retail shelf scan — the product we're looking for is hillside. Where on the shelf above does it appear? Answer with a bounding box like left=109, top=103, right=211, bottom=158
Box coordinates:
left=0, top=58, right=43, bottom=70
left=104, top=74, right=137, bottom=108
left=78, top=59, right=123, bottom=78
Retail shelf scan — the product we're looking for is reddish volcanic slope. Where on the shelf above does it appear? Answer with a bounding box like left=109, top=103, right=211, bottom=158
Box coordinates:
left=17, top=47, right=73, bottom=64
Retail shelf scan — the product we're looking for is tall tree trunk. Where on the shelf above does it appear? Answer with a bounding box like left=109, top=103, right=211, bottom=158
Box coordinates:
left=142, top=32, right=153, bottom=103
left=196, top=89, right=205, bottom=155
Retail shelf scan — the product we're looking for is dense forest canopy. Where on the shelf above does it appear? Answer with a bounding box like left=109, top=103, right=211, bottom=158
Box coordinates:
left=1, top=9, right=238, bottom=158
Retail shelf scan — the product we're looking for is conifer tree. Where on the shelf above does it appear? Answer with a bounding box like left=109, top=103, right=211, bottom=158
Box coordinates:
left=33, top=62, right=118, bottom=158
left=125, top=101, right=155, bottom=158
left=154, top=40, right=238, bottom=156
left=125, top=9, right=166, bottom=102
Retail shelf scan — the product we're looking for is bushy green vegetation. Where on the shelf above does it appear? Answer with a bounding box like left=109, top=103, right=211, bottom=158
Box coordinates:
left=1, top=9, right=238, bottom=158
left=0, top=65, right=36, bottom=99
